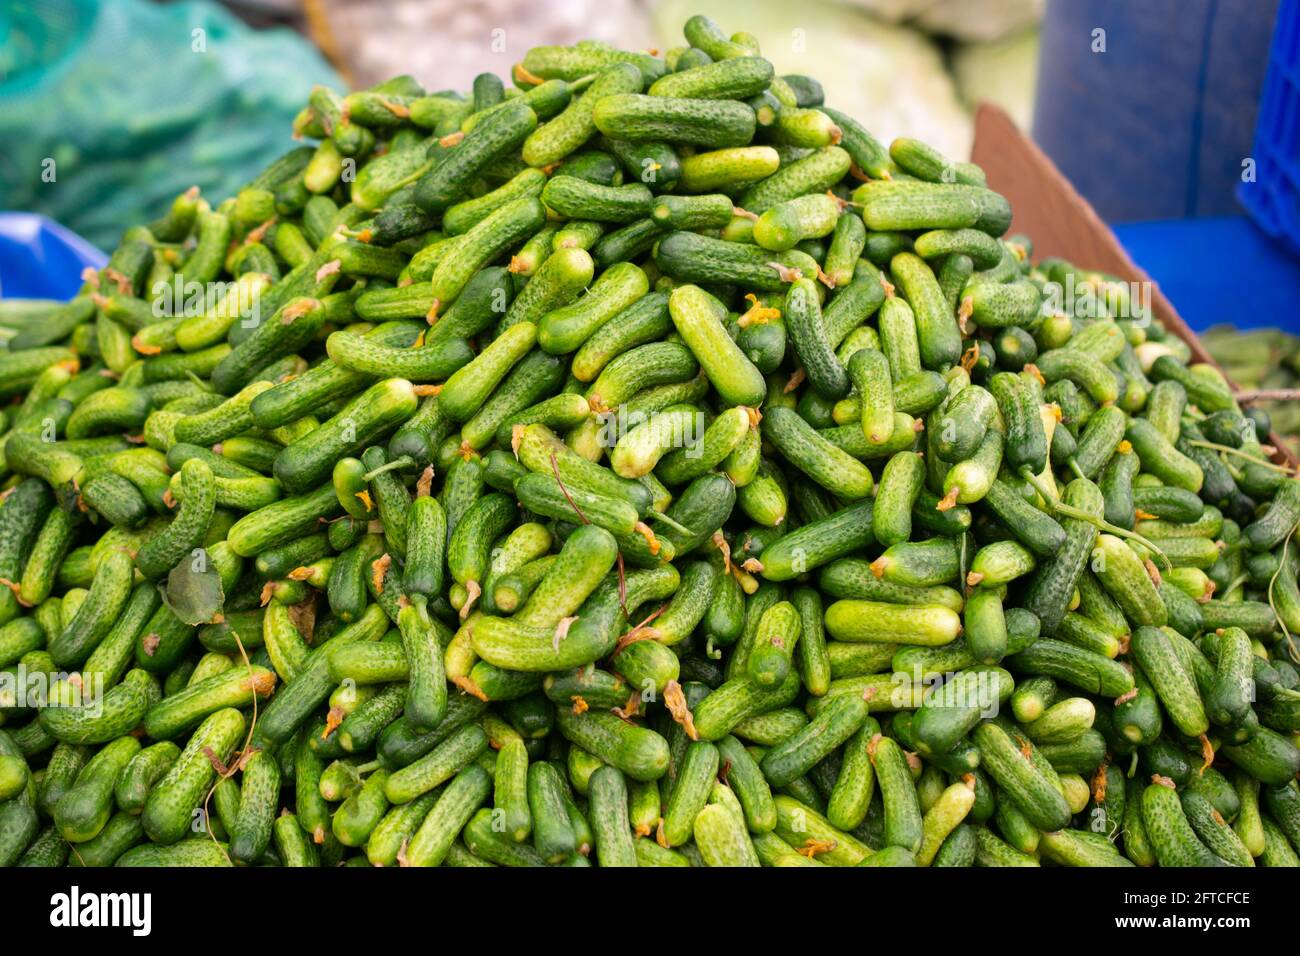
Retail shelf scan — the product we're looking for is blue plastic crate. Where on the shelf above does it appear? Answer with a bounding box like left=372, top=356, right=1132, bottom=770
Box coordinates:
left=1034, top=0, right=1279, bottom=223
left=1240, top=0, right=1300, bottom=254
left=0, top=212, right=106, bottom=301
left=1114, top=216, right=1300, bottom=333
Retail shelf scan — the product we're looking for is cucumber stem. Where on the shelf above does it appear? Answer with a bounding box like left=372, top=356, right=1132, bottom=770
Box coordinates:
left=957, top=531, right=969, bottom=593
left=645, top=510, right=693, bottom=536
left=362, top=456, right=416, bottom=481
left=1016, top=467, right=1057, bottom=509
left=548, top=451, right=590, bottom=526
left=460, top=580, right=481, bottom=620
left=1018, top=466, right=1171, bottom=570
left=1266, top=525, right=1300, bottom=666
left=1233, top=387, right=1300, bottom=403
left=1186, top=438, right=1296, bottom=475
left=1222, top=574, right=1250, bottom=601
left=385, top=159, right=436, bottom=197
left=1073, top=502, right=1171, bottom=571
left=633, top=521, right=661, bottom=556
left=184, top=369, right=215, bottom=392
left=407, top=591, right=430, bottom=621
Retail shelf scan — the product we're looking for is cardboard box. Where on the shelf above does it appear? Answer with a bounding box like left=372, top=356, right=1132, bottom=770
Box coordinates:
left=971, top=102, right=1297, bottom=466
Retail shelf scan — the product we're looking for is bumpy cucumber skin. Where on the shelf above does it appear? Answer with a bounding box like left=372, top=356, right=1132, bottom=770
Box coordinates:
left=53, top=735, right=141, bottom=844
left=415, top=100, right=538, bottom=213
left=655, top=232, right=817, bottom=292
left=668, top=284, right=766, bottom=407
left=1130, top=626, right=1208, bottom=738
left=554, top=708, right=670, bottom=782
left=406, top=765, right=495, bottom=867
left=116, top=841, right=234, bottom=867
left=1142, top=783, right=1229, bottom=867
left=973, top=722, right=1071, bottom=833
left=399, top=603, right=448, bottom=733
left=47, top=549, right=134, bottom=668
left=785, top=278, right=849, bottom=400
left=757, top=500, right=874, bottom=582
left=114, top=741, right=181, bottom=815
left=230, top=748, right=280, bottom=863
left=39, top=676, right=151, bottom=745
left=594, top=94, right=756, bottom=147
left=764, top=407, right=873, bottom=500
left=143, top=665, right=276, bottom=741
left=1022, top=478, right=1103, bottom=632
left=582, top=765, right=634, bottom=867
left=871, top=735, right=923, bottom=853
left=134, top=459, right=217, bottom=581
left=142, top=708, right=246, bottom=845
left=527, top=63, right=647, bottom=158
left=762, top=694, right=866, bottom=787
left=848, top=348, right=895, bottom=446
left=1092, top=534, right=1166, bottom=628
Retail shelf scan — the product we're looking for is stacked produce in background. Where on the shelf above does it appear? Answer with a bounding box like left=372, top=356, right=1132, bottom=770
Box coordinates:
left=831, top=0, right=1043, bottom=129
left=1, top=13, right=1299, bottom=869
left=1201, top=326, right=1300, bottom=459
left=317, top=0, right=1040, bottom=159
left=309, top=0, right=656, bottom=99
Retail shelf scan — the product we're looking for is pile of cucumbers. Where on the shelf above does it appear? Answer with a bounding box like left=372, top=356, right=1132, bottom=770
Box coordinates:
left=1200, top=324, right=1300, bottom=459
left=2, top=13, right=1300, bottom=869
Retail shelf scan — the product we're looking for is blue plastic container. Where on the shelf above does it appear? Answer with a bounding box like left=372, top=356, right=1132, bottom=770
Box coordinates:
left=1033, top=0, right=1279, bottom=223
left=1114, top=216, right=1300, bottom=333
left=1239, top=0, right=1300, bottom=254
left=0, top=212, right=106, bottom=301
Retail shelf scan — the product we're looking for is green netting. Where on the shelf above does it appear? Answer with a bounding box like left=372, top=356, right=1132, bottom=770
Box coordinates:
left=0, top=0, right=341, bottom=251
